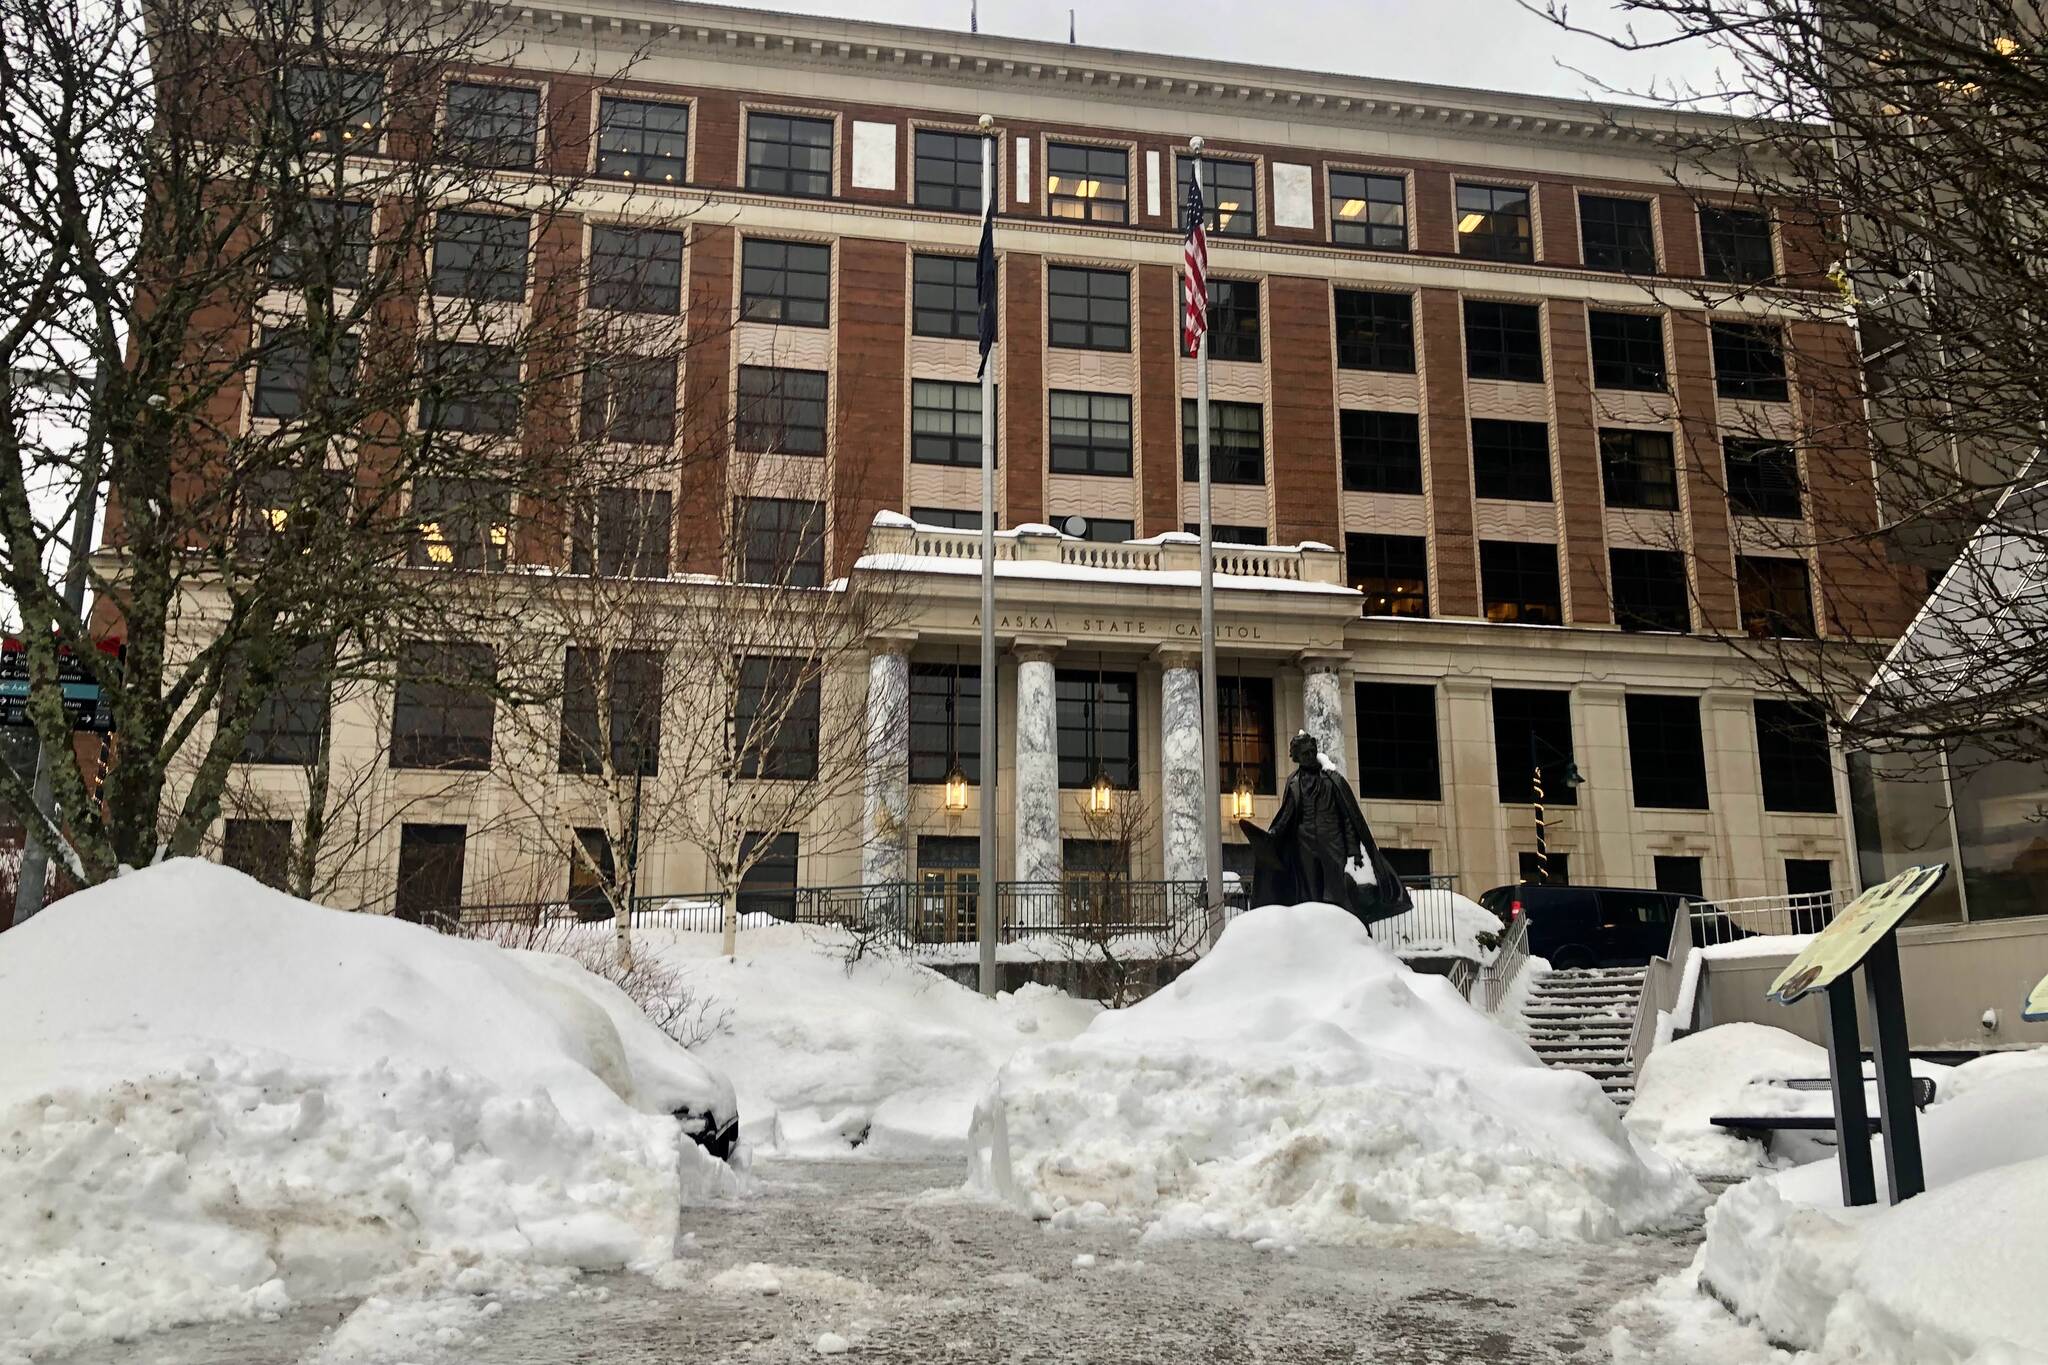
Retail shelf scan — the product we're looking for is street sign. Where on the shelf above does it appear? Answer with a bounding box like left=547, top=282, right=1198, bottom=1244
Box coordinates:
left=0, top=638, right=117, bottom=733
left=1767, top=864, right=1949, bottom=1005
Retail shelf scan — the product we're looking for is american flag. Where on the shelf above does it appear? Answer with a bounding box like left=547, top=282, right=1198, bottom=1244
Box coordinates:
left=1181, top=176, right=1208, bottom=355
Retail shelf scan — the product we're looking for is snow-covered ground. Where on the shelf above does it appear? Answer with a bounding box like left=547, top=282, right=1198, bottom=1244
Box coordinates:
left=634, top=923, right=1100, bottom=1158
left=0, top=861, right=739, bottom=1362
left=968, top=902, right=1698, bottom=1247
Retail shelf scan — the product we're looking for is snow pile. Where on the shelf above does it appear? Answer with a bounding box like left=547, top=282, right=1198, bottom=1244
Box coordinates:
left=0, top=861, right=737, bottom=1359
left=1371, top=888, right=1503, bottom=964
left=1696, top=1050, right=2048, bottom=1362
left=639, top=923, right=1100, bottom=1157
left=968, top=903, right=1696, bottom=1247
left=1627, top=1023, right=1830, bottom=1176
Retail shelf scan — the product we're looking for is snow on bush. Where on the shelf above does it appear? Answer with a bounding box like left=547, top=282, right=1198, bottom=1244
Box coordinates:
left=967, top=903, right=1696, bottom=1247
left=0, top=861, right=737, bottom=1359
left=638, top=923, right=1100, bottom=1157
left=1696, top=1051, right=2048, bottom=1362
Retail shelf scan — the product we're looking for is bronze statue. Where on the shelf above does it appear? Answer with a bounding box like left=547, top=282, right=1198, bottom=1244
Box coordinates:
left=1240, top=732, right=1413, bottom=927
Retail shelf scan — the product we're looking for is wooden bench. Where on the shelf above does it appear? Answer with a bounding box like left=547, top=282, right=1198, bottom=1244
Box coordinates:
left=1710, top=1075, right=1937, bottom=1140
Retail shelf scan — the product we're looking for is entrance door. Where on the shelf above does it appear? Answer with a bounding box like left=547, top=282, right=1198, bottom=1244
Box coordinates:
left=916, top=836, right=979, bottom=942
left=395, top=824, right=466, bottom=928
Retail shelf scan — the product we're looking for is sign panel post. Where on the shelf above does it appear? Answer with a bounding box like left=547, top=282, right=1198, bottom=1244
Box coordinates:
left=1823, top=977, right=1878, bottom=1207
left=1864, top=932, right=1926, bottom=1202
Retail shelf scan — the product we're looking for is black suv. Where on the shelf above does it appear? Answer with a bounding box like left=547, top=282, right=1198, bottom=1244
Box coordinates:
left=1476, top=883, right=1693, bottom=969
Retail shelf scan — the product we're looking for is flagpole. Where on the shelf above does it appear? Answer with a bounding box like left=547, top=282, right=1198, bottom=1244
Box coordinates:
left=976, top=114, right=1000, bottom=996
left=1191, top=138, right=1225, bottom=948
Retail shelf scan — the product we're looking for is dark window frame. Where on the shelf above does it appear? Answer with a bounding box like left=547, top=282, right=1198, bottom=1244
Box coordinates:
left=231, top=641, right=332, bottom=767
left=430, top=211, right=529, bottom=302
left=407, top=475, right=511, bottom=570
left=1492, top=687, right=1577, bottom=805
left=1739, top=555, right=1816, bottom=637
left=1626, top=693, right=1710, bottom=810
left=559, top=646, right=663, bottom=776
left=1712, top=321, right=1789, bottom=401
left=1464, top=299, right=1545, bottom=383
left=911, top=378, right=986, bottom=467
left=570, top=486, right=673, bottom=578
left=736, top=496, right=825, bottom=587
left=1578, top=194, right=1658, bottom=273
left=739, top=238, right=832, bottom=328
left=913, top=128, right=985, bottom=212
left=1755, top=699, right=1836, bottom=813
left=390, top=640, right=495, bottom=771
left=282, top=65, right=385, bottom=153
left=269, top=199, right=374, bottom=291
left=1701, top=206, right=1776, bottom=284
left=1181, top=399, right=1265, bottom=485
left=734, top=655, right=821, bottom=781
left=1610, top=547, right=1691, bottom=633
left=1047, top=390, right=1133, bottom=476
left=734, top=365, right=829, bottom=455
left=1726, top=438, right=1804, bottom=519
left=443, top=81, right=540, bottom=171
left=1599, top=428, right=1680, bottom=511
left=1054, top=669, right=1139, bottom=790
left=1471, top=419, right=1554, bottom=503
left=419, top=340, right=521, bottom=436
left=745, top=111, right=834, bottom=198
left=1346, top=533, right=1430, bottom=618
left=1176, top=155, right=1258, bottom=238
left=1456, top=181, right=1533, bottom=262
left=1330, top=170, right=1407, bottom=250
left=1480, top=540, right=1563, bottom=626
left=1045, top=141, right=1130, bottom=224
left=580, top=353, right=677, bottom=446
left=909, top=662, right=982, bottom=785
left=1047, top=265, right=1131, bottom=352
left=1334, top=290, right=1415, bottom=372
left=595, top=96, right=689, bottom=184
left=252, top=326, right=360, bottom=421
left=912, top=254, right=978, bottom=339
left=1588, top=310, right=1668, bottom=391
left=1356, top=681, right=1441, bottom=800
left=587, top=225, right=684, bottom=315
left=1219, top=675, right=1277, bottom=796
left=1341, top=410, right=1423, bottom=493
left=1183, top=277, right=1261, bottom=362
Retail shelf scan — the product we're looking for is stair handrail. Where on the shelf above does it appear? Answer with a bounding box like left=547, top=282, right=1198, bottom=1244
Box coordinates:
left=1628, top=896, right=1696, bottom=1080
left=1481, top=912, right=1531, bottom=1013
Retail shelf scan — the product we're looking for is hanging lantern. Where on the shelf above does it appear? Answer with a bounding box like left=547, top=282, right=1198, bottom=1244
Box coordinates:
left=1089, top=769, right=1115, bottom=814
left=944, top=765, right=970, bottom=813
left=1228, top=776, right=1254, bottom=821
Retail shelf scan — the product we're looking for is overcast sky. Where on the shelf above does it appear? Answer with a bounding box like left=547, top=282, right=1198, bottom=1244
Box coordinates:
left=709, top=0, right=1729, bottom=106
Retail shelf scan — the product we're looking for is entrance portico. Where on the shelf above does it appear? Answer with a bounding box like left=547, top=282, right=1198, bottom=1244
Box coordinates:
left=852, top=519, right=1363, bottom=890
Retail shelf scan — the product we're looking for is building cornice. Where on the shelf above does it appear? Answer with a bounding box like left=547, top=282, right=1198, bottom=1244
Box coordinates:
left=469, top=0, right=1766, bottom=162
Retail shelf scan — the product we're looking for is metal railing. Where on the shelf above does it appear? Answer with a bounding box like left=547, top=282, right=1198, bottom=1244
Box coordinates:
left=1689, top=890, right=1838, bottom=947
left=995, top=879, right=1210, bottom=941
left=1481, top=912, right=1532, bottom=1013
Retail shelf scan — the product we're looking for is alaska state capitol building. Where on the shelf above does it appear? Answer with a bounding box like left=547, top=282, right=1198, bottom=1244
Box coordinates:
left=202, top=1, right=1922, bottom=921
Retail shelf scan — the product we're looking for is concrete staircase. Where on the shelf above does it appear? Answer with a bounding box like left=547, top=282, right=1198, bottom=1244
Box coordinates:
left=1517, top=966, right=1645, bottom=1107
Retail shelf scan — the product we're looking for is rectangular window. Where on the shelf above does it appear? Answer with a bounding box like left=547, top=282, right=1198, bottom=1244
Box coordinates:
left=911, top=379, right=985, bottom=466
left=1471, top=419, right=1553, bottom=502
left=737, top=496, right=824, bottom=587
left=568, top=828, right=616, bottom=917
left=1047, top=391, right=1132, bottom=476
left=1356, top=681, right=1440, bottom=800
left=1738, top=555, right=1815, bottom=637
left=737, top=832, right=799, bottom=919
left=580, top=354, right=676, bottom=445
left=1383, top=848, right=1433, bottom=880
left=1493, top=688, right=1576, bottom=805
left=1610, top=548, right=1691, bottom=633
left=1186, top=523, right=1268, bottom=545
left=735, top=365, right=828, bottom=455
left=595, top=97, right=688, bottom=184
left=912, top=254, right=978, bottom=339
left=232, top=641, right=331, bottom=766
left=391, top=641, right=494, bottom=770
left=1518, top=850, right=1571, bottom=885
left=1725, top=438, right=1803, bottom=518
left=1656, top=855, right=1705, bottom=899
left=740, top=239, right=831, bottom=327
left=1330, top=171, right=1406, bottom=250
left=587, top=226, right=683, bottom=314
left=1578, top=195, right=1657, bottom=273
left=1183, top=278, right=1261, bottom=362
left=1464, top=300, right=1544, bottom=382
left=1219, top=675, right=1276, bottom=796
left=1177, top=155, right=1257, bottom=237
left=746, top=112, right=833, bottom=197
left=1701, top=206, right=1775, bottom=284
left=1456, top=182, right=1532, bottom=261
left=1343, top=411, right=1425, bottom=497
left=394, top=824, right=467, bottom=926
left=252, top=327, right=359, bottom=420
left=420, top=342, right=521, bottom=436
left=431, top=211, right=528, bottom=301
left=1756, top=699, right=1835, bottom=813
left=236, top=467, right=351, bottom=549
left=408, top=476, right=511, bottom=570
left=1334, top=290, right=1415, bottom=372
left=909, top=662, right=981, bottom=784
left=1712, top=322, right=1789, bottom=401
left=1785, top=858, right=1833, bottom=897
left=1046, top=141, right=1128, bottom=223
left=444, top=82, right=538, bottom=170
left=735, top=656, right=820, bottom=780
left=914, top=129, right=984, bottom=211
left=1480, top=540, right=1562, bottom=625
left=1181, top=400, right=1264, bottom=485
left=270, top=200, right=373, bottom=290
left=1626, top=694, right=1709, bottom=809
left=1588, top=311, right=1667, bottom=391
left=1599, top=428, right=1679, bottom=510
left=1077, top=518, right=1134, bottom=543
left=223, top=818, right=293, bottom=889
left=1055, top=669, right=1138, bottom=789
left=559, top=647, right=661, bottom=776
left=910, top=506, right=980, bottom=530
left=571, top=487, right=672, bottom=578
left=283, top=66, right=384, bottom=151
left=1346, top=533, right=1429, bottom=617
left=1047, top=266, right=1130, bottom=351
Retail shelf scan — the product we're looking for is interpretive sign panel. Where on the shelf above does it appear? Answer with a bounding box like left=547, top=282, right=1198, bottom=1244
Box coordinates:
left=1767, top=864, right=1949, bottom=1005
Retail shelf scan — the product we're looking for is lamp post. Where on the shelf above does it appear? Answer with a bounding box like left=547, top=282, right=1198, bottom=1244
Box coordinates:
left=1528, top=733, right=1585, bottom=887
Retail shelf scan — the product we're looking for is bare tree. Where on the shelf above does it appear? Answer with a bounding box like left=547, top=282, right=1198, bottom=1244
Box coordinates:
left=0, top=0, right=672, bottom=889
left=1053, top=790, right=1207, bottom=1007
left=1523, top=0, right=2048, bottom=772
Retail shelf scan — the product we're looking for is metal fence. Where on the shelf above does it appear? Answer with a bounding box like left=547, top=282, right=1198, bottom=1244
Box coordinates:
left=1480, top=912, right=1532, bottom=1013
left=1689, top=890, right=1838, bottom=947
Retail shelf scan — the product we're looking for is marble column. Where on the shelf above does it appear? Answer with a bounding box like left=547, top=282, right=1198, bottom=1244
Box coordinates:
left=862, top=640, right=911, bottom=885
left=1013, top=643, right=1062, bottom=884
left=1158, top=648, right=1205, bottom=886
left=1299, top=652, right=1349, bottom=773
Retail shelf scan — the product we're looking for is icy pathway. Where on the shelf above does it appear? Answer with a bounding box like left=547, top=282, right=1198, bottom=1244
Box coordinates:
left=47, top=1160, right=1730, bottom=1364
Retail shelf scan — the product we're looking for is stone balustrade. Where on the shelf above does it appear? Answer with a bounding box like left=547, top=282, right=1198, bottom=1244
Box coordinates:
left=867, top=520, right=1345, bottom=586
